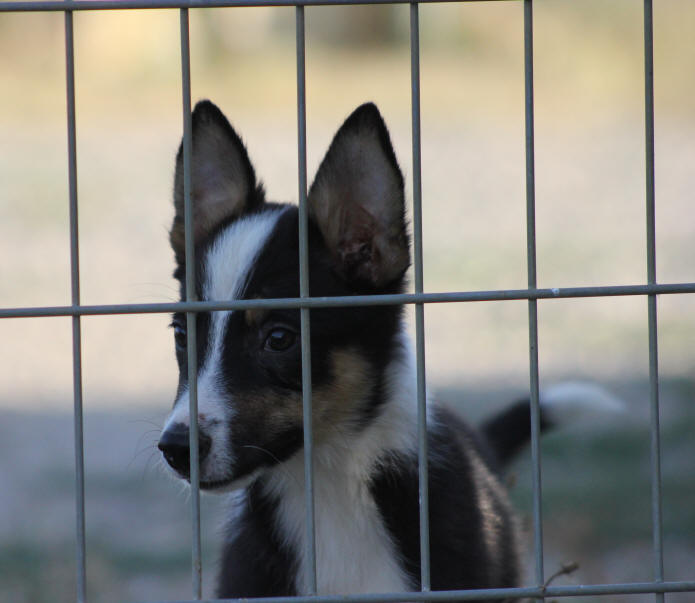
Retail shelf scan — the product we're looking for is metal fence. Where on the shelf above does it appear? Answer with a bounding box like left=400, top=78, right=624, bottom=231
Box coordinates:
left=1, top=0, right=694, bottom=602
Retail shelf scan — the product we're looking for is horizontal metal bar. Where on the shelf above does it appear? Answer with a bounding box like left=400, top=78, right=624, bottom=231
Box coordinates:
left=0, top=0, right=513, bottom=11
left=132, top=580, right=695, bottom=603
left=2, top=282, right=694, bottom=319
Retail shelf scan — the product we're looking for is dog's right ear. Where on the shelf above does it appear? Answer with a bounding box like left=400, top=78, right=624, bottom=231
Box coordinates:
left=170, top=100, right=262, bottom=263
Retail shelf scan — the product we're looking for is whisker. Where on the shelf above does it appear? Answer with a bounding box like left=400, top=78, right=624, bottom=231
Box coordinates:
left=140, top=450, right=161, bottom=484
left=128, top=440, right=159, bottom=471
left=241, top=444, right=284, bottom=465
left=128, top=418, right=165, bottom=428
left=241, top=445, right=302, bottom=489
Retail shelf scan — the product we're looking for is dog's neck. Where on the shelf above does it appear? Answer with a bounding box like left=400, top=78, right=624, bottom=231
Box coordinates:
left=259, top=328, right=425, bottom=594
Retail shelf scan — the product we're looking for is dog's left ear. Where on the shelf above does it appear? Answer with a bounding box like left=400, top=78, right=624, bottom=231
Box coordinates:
left=308, top=103, right=409, bottom=289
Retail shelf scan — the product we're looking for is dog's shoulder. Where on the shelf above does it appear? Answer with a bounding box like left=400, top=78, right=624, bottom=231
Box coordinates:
left=368, top=404, right=520, bottom=591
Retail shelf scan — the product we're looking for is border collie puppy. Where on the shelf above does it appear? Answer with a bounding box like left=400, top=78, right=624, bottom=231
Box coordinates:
left=158, top=101, right=613, bottom=599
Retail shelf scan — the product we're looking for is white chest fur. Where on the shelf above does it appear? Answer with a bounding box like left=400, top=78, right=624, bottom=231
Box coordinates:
left=265, top=451, right=411, bottom=595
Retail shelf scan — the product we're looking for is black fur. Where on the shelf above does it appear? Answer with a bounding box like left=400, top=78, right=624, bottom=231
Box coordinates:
left=370, top=407, right=519, bottom=599
left=217, top=481, right=298, bottom=597
left=482, top=399, right=554, bottom=466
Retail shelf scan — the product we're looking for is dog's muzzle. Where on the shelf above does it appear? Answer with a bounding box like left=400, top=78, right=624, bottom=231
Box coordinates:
left=158, top=422, right=212, bottom=478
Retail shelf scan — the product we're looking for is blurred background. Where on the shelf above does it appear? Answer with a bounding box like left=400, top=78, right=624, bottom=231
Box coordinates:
left=0, top=0, right=694, bottom=601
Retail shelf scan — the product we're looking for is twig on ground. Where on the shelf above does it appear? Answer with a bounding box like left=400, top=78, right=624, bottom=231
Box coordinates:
left=544, top=561, right=580, bottom=590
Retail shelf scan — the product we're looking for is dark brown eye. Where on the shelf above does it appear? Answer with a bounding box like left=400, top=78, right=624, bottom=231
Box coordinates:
left=173, top=324, right=187, bottom=350
left=264, top=328, right=296, bottom=352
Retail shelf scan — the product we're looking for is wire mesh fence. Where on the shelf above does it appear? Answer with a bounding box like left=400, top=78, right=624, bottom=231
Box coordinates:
left=0, top=0, right=694, bottom=602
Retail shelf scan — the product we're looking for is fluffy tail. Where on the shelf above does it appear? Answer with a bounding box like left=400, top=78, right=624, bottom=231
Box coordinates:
left=482, top=382, right=624, bottom=467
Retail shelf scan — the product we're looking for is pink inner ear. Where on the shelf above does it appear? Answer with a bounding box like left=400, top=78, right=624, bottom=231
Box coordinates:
left=336, top=204, right=378, bottom=279
left=336, top=204, right=400, bottom=285
left=338, top=203, right=376, bottom=246
left=316, top=193, right=408, bottom=287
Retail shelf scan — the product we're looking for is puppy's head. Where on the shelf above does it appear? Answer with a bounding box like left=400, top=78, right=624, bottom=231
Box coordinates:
left=158, top=101, right=410, bottom=491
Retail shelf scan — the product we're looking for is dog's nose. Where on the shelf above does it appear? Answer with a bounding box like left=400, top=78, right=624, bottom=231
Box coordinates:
left=158, top=422, right=212, bottom=476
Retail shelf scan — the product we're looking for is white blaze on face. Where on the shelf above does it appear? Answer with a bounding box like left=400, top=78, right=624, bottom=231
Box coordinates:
left=163, top=208, right=286, bottom=479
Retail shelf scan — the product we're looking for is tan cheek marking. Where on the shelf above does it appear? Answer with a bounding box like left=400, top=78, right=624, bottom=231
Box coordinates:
left=312, top=348, right=374, bottom=440
left=169, top=221, right=185, bottom=258
left=233, top=349, right=374, bottom=446
left=238, top=389, right=304, bottom=438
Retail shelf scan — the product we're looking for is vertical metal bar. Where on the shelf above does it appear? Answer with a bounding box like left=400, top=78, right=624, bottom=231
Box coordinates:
left=180, top=8, right=202, bottom=599
left=410, top=2, right=431, bottom=593
left=524, top=0, right=545, bottom=591
left=644, top=1, right=664, bottom=600
left=296, top=5, right=317, bottom=595
left=65, top=8, right=87, bottom=603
